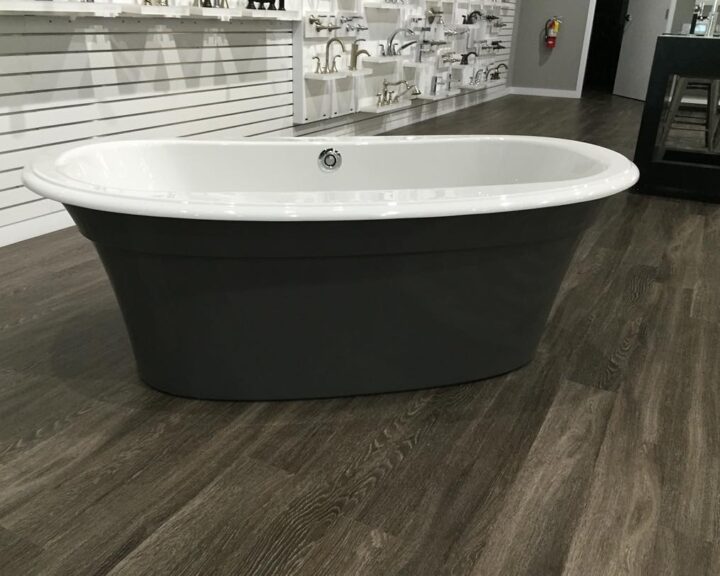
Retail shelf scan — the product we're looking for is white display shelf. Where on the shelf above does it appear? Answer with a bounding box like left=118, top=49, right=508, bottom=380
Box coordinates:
left=0, top=1, right=301, bottom=21
left=416, top=88, right=461, bottom=100
left=403, top=60, right=434, bottom=68
left=0, top=0, right=122, bottom=16
left=189, top=6, right=243, bottom=20
left=122, top=3, right=191, bottom=18
left=359, top=100, right=412, bottom=114
left=305, top=71, right=349, bottom=80
left=246, top=9, right=300, bottom=20
left=363, top=1, right=403, bottom=9
left=345, top=68, right=374, bottom=76
left=363, top=55, right=405, bottom=63
left=459, top=83, right=486, bottom=91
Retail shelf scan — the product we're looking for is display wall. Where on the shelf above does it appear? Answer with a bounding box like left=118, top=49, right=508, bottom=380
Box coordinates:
left=294, top=0, right=514, bottom=123
left=0, top=0, right=516, bottom=246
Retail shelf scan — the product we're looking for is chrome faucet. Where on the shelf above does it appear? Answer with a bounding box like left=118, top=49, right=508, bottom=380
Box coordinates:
left=390, top=80, right=421, bottom=103
left=379, top=79, right=420, bottom=105
left=316, top=22, right=341, bottom=32
left=349, top=39, right=370, bottom=70
left=471, top=68, right=485, bottom=85
left=425, top=8, right=443, bottom=25
left=386, top=28, right=415, bottom=56
left=324, top=37, right=345, bottom=73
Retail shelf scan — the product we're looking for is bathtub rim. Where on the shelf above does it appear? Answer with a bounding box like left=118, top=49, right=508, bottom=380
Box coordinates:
left=22, top=135, right=640, bottom=222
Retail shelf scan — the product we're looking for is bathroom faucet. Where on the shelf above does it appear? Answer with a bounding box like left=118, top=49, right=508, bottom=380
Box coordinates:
left=386, top=28, right=415, bottom=56
left=398, top=40, right=418, bottom=53
left=378, top=79, right=420, bottom=106
left=324, top=37, right=345, bottom=73
left=389, top=80, right=421, bottom=103
left=349, top=39, right=371, bottom=70
left=425, top=8, right=443, bottom=25
left=316, top=22, right=341, bottom=32
left=471, top=68, right=485, bottom=85
left=460, top=51, right=478, bottom=65
left=485, top=63, right=508, bottom=81
left=463, top=10, right=483, bottom=24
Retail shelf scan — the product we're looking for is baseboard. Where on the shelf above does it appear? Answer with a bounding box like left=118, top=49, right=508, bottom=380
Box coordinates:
left=509, top=86, right=581, bottom=99
left=0, top=209, right=74, bottom=248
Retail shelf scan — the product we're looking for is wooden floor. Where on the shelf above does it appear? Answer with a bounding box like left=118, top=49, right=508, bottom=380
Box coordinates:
left=2, top=93, right=719, bottom=575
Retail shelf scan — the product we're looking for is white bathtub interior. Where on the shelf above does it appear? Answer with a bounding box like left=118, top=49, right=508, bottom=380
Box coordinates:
left=56, top=138, right=610, bottom=194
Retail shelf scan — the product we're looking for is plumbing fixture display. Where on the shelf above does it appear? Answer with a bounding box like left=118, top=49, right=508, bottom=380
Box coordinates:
left=296, top=0, right=515, bottom=122
left=349, top=39, right=371, bottom=70
left=376, top=78, right=421, bottom=106
left=485, top=62, right=508, bottom=81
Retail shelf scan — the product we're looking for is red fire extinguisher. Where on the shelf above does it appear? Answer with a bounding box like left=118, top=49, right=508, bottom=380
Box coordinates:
left=544, top=16, right=561, bottom=48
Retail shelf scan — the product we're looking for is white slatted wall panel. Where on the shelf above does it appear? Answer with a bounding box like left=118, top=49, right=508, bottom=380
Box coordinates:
left=0, top=0, right=515, bottom=247
left=0, top=15, right=294, bottom=246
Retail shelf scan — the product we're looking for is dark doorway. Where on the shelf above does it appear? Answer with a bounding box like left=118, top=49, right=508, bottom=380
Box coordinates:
left=583, top=0, right=630, bottom=93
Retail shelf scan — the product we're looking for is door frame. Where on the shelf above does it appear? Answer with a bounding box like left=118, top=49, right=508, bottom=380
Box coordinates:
left=575, top=0, right=598, bottom=97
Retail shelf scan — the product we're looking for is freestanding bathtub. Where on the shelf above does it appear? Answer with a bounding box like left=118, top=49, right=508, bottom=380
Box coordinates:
left=23, top=136, right=639, bottom=400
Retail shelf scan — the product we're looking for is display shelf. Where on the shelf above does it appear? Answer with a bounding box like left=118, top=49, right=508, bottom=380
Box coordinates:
left=403, top=61, right=434, bottom=68
left=0, top=0, right=122, bottom=17
left=246, top=9, right=300, bottom=20
left=122, top=3, right=191, bottom=18
left=363, top=55, right=406, bottom=63
left=416, top=88, right=461, bottom=100
left=0, top=1, right=301, bottom=21
left=458, top=83, right=486, bottom=91
left=189, top=6, right=243, bottom=20
left=305, top=71, right=349, bottom=80
left=346, top=68, right=374, bottom=76
left=359, top=100, right=412, bottom=114
left=363, top=1, right=404, bottom=9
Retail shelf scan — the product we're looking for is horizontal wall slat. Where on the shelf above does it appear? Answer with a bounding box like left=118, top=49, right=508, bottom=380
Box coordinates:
left=0, top=170, right=21, bottom=190
left=0, top=91, right=293, bottom=150
left=0, top=199, right=63, bottom=227
left=0, top=17, right=291, bottom=35
left=0, top=81, right=293, bottom=132
left=0, top=187, right=39, bottom=209
left=0, top=209, right=73, bottom=247
left=0, top=104, right=294, bottom=172
left=0, top=57, right=293, bottom=96
left=190, top=114, right=295, bottom=138
left=0, top=69, right=294, bottom=114
left=0, top=45, right=293, bottom=75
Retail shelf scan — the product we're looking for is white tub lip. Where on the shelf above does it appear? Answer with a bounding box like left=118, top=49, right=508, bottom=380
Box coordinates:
left=22, top=135, right=640, bottom=221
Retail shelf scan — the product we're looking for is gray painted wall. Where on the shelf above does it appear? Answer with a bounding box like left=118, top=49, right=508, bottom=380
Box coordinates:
left=671, top=0, right=695, bottom=33
left=510, top=0, right=592, bottom=92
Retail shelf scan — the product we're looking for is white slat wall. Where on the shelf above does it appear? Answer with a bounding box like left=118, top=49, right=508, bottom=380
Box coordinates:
left=0, top=0, right=515, bottom=247
left=0, top=15, right=294, bottom=246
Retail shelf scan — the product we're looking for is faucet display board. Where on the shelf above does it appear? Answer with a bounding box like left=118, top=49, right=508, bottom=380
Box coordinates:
left=293, top=0, right=514, bottom=122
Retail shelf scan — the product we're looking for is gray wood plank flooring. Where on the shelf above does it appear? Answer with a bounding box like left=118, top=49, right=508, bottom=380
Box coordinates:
left=1, top=93, right=718, bottom=575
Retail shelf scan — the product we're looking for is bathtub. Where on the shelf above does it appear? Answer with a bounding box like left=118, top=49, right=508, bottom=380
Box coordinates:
left=23, top=136, right=639, bottom=400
